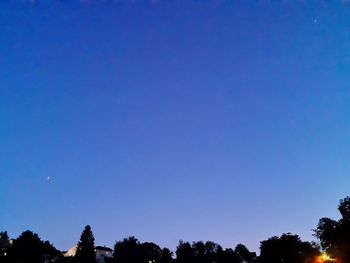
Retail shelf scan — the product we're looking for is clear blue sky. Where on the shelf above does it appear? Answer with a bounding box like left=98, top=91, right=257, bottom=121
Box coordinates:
left=1, top=0, right=350, bottom=253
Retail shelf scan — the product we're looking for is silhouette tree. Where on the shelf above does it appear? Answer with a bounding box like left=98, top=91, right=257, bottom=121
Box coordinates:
left=113, top=237, right=171, bottom=263
left=75, top=225, right=96, bottom=263
left=259, top=233, right=318, bottom=263
left=6, top=230, right=59, bottom=263
left=159, top=248, right=173, bottom=263
left=204, top=241, right=222, bottom=263
left=314, top=196, right=350, bottom=262
left=176, top=241, right=195, bottom=263
left=0, top=231, right=10, bottom=256
left=192, top=241, right=206, bottom=263
left=176, top=240, right=223, bottom=263
left=338, top=196, right=350, bottom=220
left=217, top=248, right=242, bottom=263
left=314, top=218, right=339, bottom=253
left=113, top=236, right=142, bottom=263
left=235, top=243, right=256, bottom=262
left=141, top=242, right=162, bottom=263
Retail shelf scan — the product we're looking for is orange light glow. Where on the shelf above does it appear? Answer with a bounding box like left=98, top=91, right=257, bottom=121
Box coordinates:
left=314, top=253, right=336, bottom=263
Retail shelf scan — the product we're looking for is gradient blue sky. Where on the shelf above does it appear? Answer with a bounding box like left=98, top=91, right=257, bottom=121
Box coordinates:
left=1, top=0, right=350, bottom=253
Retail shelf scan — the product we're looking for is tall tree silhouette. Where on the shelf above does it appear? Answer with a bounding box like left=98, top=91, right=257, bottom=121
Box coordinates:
left=75, top=225, right=96, bottom=263
left=315, top=196, right=350, bottom=262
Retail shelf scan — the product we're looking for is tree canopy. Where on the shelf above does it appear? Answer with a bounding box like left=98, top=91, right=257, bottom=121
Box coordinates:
left=6, top=195, right=350, bottom=263
left=3, top=230, right=60, bottom=263
left=314, top=196, right=350, bottom=262
left=259, top=233, right=319, bottom=263
left=75, top=225, right=96, bottom=263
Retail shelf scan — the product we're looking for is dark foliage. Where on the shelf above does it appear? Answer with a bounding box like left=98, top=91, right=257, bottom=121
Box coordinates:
left=113, top=236, right=170, bottom=263
left=259, top=233, right=318, bottom=263
left=314, top=196, right=350, bottom=262
left=0, top=231, right=10, bottom=256
left=141, top=242, right=162, bottom=263
left=176, top=241, right=194, bottom=263
left=5, top=230, right=60, bottom=263
left=113, top=236, right=142, bottom=263
left=218, top=248, right=242, bottom=263
left=11, top=196, right=350, bottom=263
left=75, top=225, right=96, bottom=263
left=235, top=243, right=256, bottom=262
left=159, top=248, right=173, bottom=263
left=176, top=240, right=248, bottom=263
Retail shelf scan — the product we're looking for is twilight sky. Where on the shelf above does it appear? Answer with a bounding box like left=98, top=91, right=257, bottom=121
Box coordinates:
left=1, top=0, right=350, bottom=253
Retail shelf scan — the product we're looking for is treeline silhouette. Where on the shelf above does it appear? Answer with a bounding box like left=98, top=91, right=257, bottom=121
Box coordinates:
left=2, top=196, right=350, bottom=263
